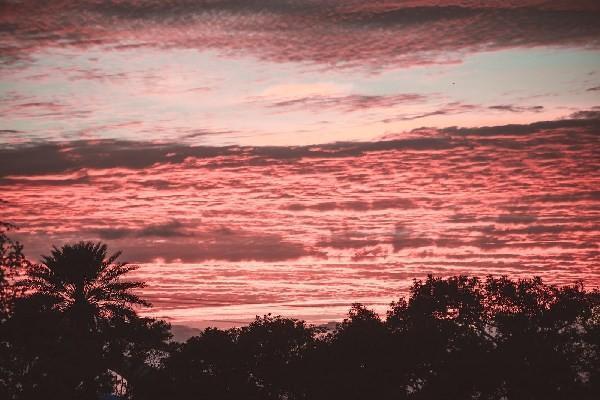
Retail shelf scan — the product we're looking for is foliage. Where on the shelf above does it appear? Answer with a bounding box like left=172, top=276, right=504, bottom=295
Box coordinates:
left=0, top=222, right=28, bottom=317
left=0, top=230, right=597, bottom=399
left=1, top=240, right=170, bottom=400
left=22, top=241, right=149, bottom=325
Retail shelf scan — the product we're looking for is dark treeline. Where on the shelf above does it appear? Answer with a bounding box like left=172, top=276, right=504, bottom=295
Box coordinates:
left=1, top=229, right=599, bottom=399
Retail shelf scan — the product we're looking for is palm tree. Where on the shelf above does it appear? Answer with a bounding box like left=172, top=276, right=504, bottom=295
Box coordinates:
left=19, top=241, right=151, bottom=397
left=23, top=241, right=149, bottom=328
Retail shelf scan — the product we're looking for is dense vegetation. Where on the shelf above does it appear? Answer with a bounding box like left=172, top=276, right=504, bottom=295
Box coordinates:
left=0, top=228, right=598, bottom=399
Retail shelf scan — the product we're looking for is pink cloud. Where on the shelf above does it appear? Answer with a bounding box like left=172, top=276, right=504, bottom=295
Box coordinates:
left=2, top=109, right=599, bottom=326
left=264, top=93, right=427, bottom=113
left=2, top=1, right=599, bottom=68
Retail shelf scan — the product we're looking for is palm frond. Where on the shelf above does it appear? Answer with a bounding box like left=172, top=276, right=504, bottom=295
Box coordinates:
left=23, top=241, right=150, bottom=322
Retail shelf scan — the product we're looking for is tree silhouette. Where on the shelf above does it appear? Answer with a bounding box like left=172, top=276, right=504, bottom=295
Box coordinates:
left=0, top=221, right=30, bottom=400
left=1, top=236, right=598, bottom=400
left=159, top=315, right=319, bottom=400
left=11, top=241, right=159, bottom=399
left=163, top=327, right=248, bottom=400
left=103, top=314, right=173, bottom=399
left=316, top=303, right=396, bottom=400
left=483, top=276, right=599, bottom=399
left=386, top=276, right=497, bottom=399
left=23, top=241, right=148, bottom=326
left=0, top=221, right=28, bottom=317
left=236, top=314, right=319, bottom=399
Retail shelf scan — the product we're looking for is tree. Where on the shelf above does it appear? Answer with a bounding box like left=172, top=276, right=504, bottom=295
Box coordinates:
left=0, top=221, right=28, bottom=318
left=484, top=276, right=599, bottom=400
left=23, top=241, right=148, bottom=326
left=0, top=221, right=30, bottom=400
left=386, top=275, right=496, bottom=399
left=383, top=275, right=600, bottom=400
left=162, top=315, right=319, bottom=400
left=164, top=327, right=247, bottom=400
left=1, top=234, right=596, bottom=400
left=15, top=241, right=154, bottom=398
left=317, top=304, right=396, bottom=400
left=104, top=315, right=173, bottom=399
left=237, top=314, right=319, bottom=399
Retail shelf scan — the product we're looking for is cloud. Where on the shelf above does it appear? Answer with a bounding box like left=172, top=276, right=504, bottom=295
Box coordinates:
left=496, top=214, right=538, bottom=224
left=5, top=102, right=599, bottom=309
left=568, top=109, right=600, bottom=120
left=316, top=229, right=379, bottom=249
left=2, top=1, right=599, bottom=68
left=115, top=228, right=324, bottom=263
left=0, top=100, right=91, bottom=119
left=2, top=112, right=598, bottom=177
left=371, top=198, right=418, bottom=210
left=93, top=220, right=191, bottom=239
left=180, top=129, right=236, bottom=140
left=284, top=198, right=417, bottom=212
left=438, top=111, right=600, bottom=137
left=523, top=191, right=600, bottom=204
left=115, top=236, right=318, bottom=263
left=0, top=138, right=456, bottom=176
left=0, top=172, right=91, bottom=187
left=16, top=226, right=321, bottom=263
left=0, top=140, right=228, bottom=176
left=265, top=93, right=427, bottom=112
left=391, top=223, right=434, bottom=251
left=382, top=102, right=479, bottom=122
left=488, top=105, right=544, bottom=113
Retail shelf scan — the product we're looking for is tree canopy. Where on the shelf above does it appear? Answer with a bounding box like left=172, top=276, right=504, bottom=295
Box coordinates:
left=0, top=233, right=598, bottom=399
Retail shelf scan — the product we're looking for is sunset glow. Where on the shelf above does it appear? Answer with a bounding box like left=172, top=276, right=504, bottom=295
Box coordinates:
left=1, top=0, right=599, bottom=329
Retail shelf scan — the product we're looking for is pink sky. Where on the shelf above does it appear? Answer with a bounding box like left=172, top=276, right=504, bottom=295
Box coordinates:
left=1, top=0, right=599, bottom=327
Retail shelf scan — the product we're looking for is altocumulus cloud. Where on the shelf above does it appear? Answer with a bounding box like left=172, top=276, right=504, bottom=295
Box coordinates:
left=14, top=225, right=322, bottom=263
left=1, top=113, right=598, bottom=177
left=1, top=0, right=599, bottom=68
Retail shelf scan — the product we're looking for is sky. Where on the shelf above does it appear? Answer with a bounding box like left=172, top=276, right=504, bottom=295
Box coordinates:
left=1, top=0, right=599, bottom=328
